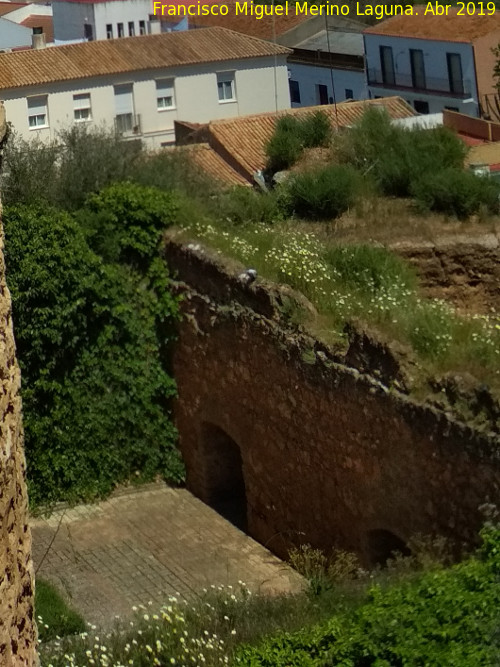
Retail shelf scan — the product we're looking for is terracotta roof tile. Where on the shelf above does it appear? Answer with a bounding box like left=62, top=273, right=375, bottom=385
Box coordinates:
left=20, top=15, right=54, bottom=43
left=364, top=8, right=500, bottom=43
left=465, top=140, right=500, bottom=166
left=0, top=27, right=290, bottom=90
left=202, top=97, right=417, bottom=178
left=180, top=143, right=249, bottom=186
left=0, top=2, right=27, bottom=17
left=161, top=0, right=310, bottom=40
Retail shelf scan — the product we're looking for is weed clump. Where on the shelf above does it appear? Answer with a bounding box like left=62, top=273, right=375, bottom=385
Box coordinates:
left=412, top=167, right=500, bottom=219
left=265, top=111, right=332, bottom=173
left=282, top=164, right=360, bottom=220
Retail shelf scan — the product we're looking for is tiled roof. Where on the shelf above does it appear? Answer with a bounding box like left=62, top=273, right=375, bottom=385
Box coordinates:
left=162, top=0, right=311, bottom=40
left=364, top=8, right=500, bottom=43
left=465, top=141, right=500, bottom=166
left=20, top=15, right=54, bottom=42
left=0, top=2, right=27, bottom=16
left=0, top=27, right=290, bottom=90
left=180, top=143, right=248, bottom=186
left=198, top=97, right=417, bottom=180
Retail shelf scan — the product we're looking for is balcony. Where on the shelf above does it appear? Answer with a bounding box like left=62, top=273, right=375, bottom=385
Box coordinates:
left=114, top=113, right=142, bottom=136
left=367, top=68, right=472, bottom=98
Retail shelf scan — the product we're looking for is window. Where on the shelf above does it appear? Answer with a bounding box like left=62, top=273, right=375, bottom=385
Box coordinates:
left=413, top=100, right=429, bottom=114
left=114, top=83, right=134, bottom=132
left=139, top=20, right=146, bottom=35
left=156, top=79, right=175, bottom=109
left=84, top=23, right=93, bottom=40
left=128, top=21, right=135, bottom=36
left=289, top=80, right=301, bottom=104
left=106, top=23, right=113, bottom=39
left=316, top=84, right=328, bottom=105
left=345, top=88, right=354, bottom=99
left=380, top=45, right=395, bottom=85
left=410, top=49, right=426, bottom=89
left=217, top=72, right=236, bottom=102
left=117, top=22, right=124, bottom=37
left=27, top=95, right=48, bottom=128
left=73, top=93, right=92, bottom=121
left=447, top=53, right=464, bottom=94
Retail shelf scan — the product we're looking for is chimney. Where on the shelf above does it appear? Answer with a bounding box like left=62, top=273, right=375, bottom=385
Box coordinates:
left=32, top=32, right=46, bottom=49
left=149, top=15, right=161, bottom=34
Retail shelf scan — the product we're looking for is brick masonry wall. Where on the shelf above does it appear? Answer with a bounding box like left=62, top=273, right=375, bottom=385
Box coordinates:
left=0, top=219, right=37, bottom=664
left=168, top=239, right=500, bottom=565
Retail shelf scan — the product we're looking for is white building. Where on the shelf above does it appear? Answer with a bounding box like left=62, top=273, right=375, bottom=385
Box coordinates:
left=52, top=0, right=154, bottom=42
left=0, top=16, right=33, bottom=50
left=0, top=27, right=291, bottom=147
left=0, top=2, right=53, bottom=45
left=362, top=10, right=500, bottom=118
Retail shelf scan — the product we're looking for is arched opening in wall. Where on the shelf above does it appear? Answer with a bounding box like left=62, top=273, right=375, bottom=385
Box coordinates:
left=200, top=423, right=247, bottom=532
left=367, top=529, right=411, bottom=567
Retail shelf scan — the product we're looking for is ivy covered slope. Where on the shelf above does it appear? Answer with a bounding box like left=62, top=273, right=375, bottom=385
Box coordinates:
left=3, top=183, right=184, bottom=506
left=237, top=523, right=500, bottom=667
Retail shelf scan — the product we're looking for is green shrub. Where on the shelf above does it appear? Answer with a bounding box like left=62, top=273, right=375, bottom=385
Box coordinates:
left=237, top=524, right=500, bottom=666
left=1, top=131, right=60, bottom=206
left=335, top=108, right=468, bottom=197
left=265, top=112, right=331, bottom=173
left=2, top=126, right=141, bottom=210
left=412, top=168, right=500, bottom=219
left=216, top=186, right=282, bottom=225
left=283, top=164, right=359, bottom=220
left=4, top=192, right=183, bottom=506
left=299, top=111, right=332, bottom=149
left=55, top=125, right=142, bottom=209
left=81, top=181, right=179, bottom=266
left=130, top=147, right=219, bottom=199
left=265, top=126, right=303, bottom=173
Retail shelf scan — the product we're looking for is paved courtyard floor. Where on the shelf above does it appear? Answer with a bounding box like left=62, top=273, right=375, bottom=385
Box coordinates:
left=31, top=483, right=303, bottom=628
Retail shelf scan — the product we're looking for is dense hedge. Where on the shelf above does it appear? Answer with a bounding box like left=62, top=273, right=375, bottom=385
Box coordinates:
left=237, top=524, right=500, bottom=666
left=4, top=183, right=184, bottom=505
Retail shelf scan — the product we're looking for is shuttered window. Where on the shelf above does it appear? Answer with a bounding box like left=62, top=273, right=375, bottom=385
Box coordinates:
left=73, top=93, right=92, bottom=121
left=27, top=95, right=48, bottom=128
left=114, top=84, right=134, bottom=132
left=156, top=79, right=175, bottom=110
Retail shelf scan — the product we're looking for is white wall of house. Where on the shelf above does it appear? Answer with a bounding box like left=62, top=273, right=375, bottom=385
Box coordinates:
left=4, top=4, right=52, bottom=24
left=287, top=62, right=367, bottom=108
left=0, top=18, right=33, bottom=50
left=364, top=34, right=479, bottom=117
left=52, top=0, right=152, bottom=42
left=52, top=1, right=96, bottom=42
left=2, top=56, right=290, bottom=147
left=93, top=0, right=152, bottom=39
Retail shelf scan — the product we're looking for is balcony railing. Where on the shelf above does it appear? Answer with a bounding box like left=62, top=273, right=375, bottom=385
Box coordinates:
left=114, top=113, right=142, bottom=136
left=367, top=68, right=471, bottom=97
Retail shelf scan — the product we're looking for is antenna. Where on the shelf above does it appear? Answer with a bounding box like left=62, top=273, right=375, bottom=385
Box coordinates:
left=272, top=0, right=278, bottom=113
left=324, top=2, right=339, bottom=129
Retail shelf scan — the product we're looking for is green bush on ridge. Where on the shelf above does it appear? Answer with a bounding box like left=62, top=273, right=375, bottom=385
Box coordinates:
left=265, top=111, right=332, bottom=174
left=412, top=167, right=500, bottom=219
left=282, top=164, right=360, bottom=220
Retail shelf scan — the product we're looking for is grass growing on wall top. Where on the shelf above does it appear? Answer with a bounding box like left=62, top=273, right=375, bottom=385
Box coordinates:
left=178, top=220, right=500, bottom=393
